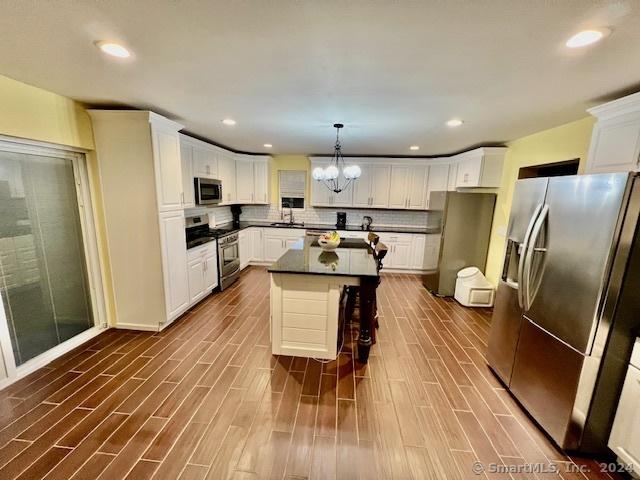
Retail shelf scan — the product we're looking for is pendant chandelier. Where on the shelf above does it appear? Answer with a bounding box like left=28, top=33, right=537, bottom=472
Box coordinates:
left=312, top=123, right=361, bottom=193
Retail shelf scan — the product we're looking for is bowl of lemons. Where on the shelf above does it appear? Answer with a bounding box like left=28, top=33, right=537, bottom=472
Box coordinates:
left=318, top=231, right=341, bottom=251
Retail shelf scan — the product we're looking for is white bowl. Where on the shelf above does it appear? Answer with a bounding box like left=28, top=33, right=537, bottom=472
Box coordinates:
left=318, top=237, right=340, bottom=251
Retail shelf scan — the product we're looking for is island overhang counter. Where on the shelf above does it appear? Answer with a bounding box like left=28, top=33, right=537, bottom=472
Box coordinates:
left=267, top=236, right=378, bottom=362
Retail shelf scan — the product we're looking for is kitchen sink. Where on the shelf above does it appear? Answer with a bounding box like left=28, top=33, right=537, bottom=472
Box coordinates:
left=270, top=222, right=305, bottom=227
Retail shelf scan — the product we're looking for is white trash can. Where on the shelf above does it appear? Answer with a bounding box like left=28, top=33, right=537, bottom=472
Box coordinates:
left=454, top=267, right=495, bottom=307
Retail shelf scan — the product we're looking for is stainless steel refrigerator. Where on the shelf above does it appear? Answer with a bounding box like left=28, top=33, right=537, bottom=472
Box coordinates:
left=488, top=172, right=640, bottom=453
left=422, top=191, right=496, bottom=296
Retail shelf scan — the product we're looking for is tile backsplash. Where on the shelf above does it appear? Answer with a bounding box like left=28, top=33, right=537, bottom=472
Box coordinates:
left=239, top=205, right=437, bottom=228
left=184, top=206, right=233, bottom=226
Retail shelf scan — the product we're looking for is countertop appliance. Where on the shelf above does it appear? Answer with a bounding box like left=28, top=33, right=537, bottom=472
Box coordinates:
left=185, top=214, right=215, bottom=249
left=336, top=212, right=347, bottom=229
left=361, top=216, right=373, bottom=230
left=422, top=191, right=496, bottom=296
left=194, top=177, right=222, bottom=205
left=209, top=226, right=240, bottom=290
left=487, top=172, right=640, bottom=453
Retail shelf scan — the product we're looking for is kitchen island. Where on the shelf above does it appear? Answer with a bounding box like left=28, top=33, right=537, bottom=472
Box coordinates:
left=268, top=236, right=379, bottom=362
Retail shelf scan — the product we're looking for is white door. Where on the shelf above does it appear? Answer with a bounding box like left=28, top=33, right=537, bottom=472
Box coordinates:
left=236, top=158, right=254, bottom=203
left=352, top=164, right=372, bottom=207
left=426, top=164, right=450, bottom=208
left=392, top=240, right=412, bottom=269
left=188, top=258, right=205, bottom=304
left=264, top=235, right=285, bottom=262
left=153, top=127, right=184, bottom=211
left=609, top=364, right=640, bottom=472
left=370, top=165, right=391, bottom=208
left=253, top=161, right=269, bottom=204
left=158, top=211, right=189, bottom=321
left=219, top=154, right=237, bottom=203
left=457, top=156, right=483, bottom=187
left=251, top=228, right=264, bottom=261
left=310, top=163, right=331, bottom=206
left=204, top=252, right=218, bottom=290
left=407, top=165, right=427, bottom=209
left=447, top=162, right=459, bottom=191
left=180, top=142, right=195, bottom=209
left=239, top=229, right=250, bottom=269
left=389, top=166, right=409, bottom=209
left=193, top=145, right=218, bottom=178
left=410, top=234, right=426, bottom=270
left=588, top=118, right=640, bottom=173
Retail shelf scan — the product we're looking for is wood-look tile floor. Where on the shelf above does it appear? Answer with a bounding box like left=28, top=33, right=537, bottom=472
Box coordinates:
left=0, top=267, right=624, bottom=480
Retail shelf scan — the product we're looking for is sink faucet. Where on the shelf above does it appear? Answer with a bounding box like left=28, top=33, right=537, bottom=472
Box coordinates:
left=281, top=203, right=295, bottom=225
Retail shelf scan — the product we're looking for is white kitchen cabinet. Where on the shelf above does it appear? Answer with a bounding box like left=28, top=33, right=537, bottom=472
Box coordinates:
left=407, top=165, right=428, bottom=209
left=609, top=339, right=640, bottom=476
left=388, top=165, right=427, bottom=210
left=186, top=242, right=218, bottom=306
left=235, top=156, right=254, bottom=203
left=158, top=210, right=190, bottom=322
left=179, top=141, right=196, bottom=209
left=586, top=92, right=640, bottom=174
left=192, top=144, right=218, bottom=178
left=252, top=227, right=264, bottom=261
left=455, top=147, right=506, bottom=188
left=410, top=234, right=426, bottom=270
left=310, top=159, right=353, bottom=207
left=352, top=163, right=391, bottom=208
left=253, top=159, right=270, bottom=204
left=152, top=122, right=184, bottom=212
left=262, top=228, right=306, bottom=262
left=218, top=153, right=237, bottom=204
left=426, top=164, right=450, bottom=208
left=378, top=233, right=413, bottom=269
left=447, top=161, right=459, bottom=191
left=239, top=228, right=251, bottom=269
left=388, top=166, right=409, bottom=209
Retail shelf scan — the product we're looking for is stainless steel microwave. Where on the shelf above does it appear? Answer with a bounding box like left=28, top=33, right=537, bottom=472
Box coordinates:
left=194, top=178, right=222, bottom=205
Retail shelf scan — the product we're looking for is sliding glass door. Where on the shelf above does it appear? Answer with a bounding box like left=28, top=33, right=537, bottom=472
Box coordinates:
left=0, top=145, right=95, bottom=366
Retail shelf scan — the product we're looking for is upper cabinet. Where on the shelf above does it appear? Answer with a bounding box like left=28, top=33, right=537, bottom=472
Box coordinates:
left=235, top=155, right=254, bottom=203
left=236, top=154, right=272, bottom=204
left=426, top=163, right=450, bottom=209
left=309, top=158, right=353, bottom=207
left=218, top=152, right=237, bottom=204
left=252, top=156, right=271, bottom=204
left=454, top=147, right=507, bottom=188
left=150, top=116, right=185, bottom=212
left=586, top=92, right=640, bottom=174
left=192, top=144, right=218, bottom=178
left=179, top=139, right=196, bottom=209
left=352, top=162, right=390, bottom=208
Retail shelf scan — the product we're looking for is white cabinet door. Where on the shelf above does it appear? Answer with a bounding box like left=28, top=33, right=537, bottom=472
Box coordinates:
left=426, top=164, right=450, bottom=208
left=252, top=228, right=264, bottom=261
left=188, top=259, right=205, bottom=304
left=152, top=127, right=184, bottom=212
left=370, top=165, right=391, bottom=208
left=219, top=153, right=237, bottom=204
left=193, top=145, right=218, bottom=178
left=447, top=162, right=458, bottom=191
left=239, top=229, right=250, bottom=269
left=588, top=117, right=640, bottom=173
left=236, top=158, right=254, bottom=203
left=264, top=235, right=285, bottom=262
left=410, top=234, right=426, bottom=270
left=158, top=211, right=189, bottom=321
left=456, top=155, right=483, bottom=187
left=609, top=363, right=640, bottom=473
left=407, top=165, right=427, bottom=210
left=388, top=166, right=409, bottom=209
left=379, top=233, right=413, bottom=269
left=310, top=162, right=331, bottom=207
left=204, top=252, right=218, bottom=290
left=180, top=142, right=196, bottom=209
left=332, top=169, right=353, bottom=206
left=352, top=164, right=373, bottom=208
left=253, top=160, right=270, bottom=204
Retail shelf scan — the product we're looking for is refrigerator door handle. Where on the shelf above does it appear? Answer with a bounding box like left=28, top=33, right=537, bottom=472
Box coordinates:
left=517, top=203, right=543, bottom=308
left=523, top=203, right=549, bottom=312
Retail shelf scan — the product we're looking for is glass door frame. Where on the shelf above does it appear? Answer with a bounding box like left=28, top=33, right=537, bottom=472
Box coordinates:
left=0, top=135, right=107, bottom=383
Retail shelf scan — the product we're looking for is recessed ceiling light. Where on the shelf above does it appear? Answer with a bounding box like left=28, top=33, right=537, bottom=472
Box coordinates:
left=409, top=145, right=420, bottom=151
left=263, top=143, right=272, bottom=148
left=222, top=118, right=236, bottom=126
left=447, top=119, right=464, bottom=127
left=566, top=29, right=609, bottom=48
left=96, top=41, right=131, bottom=58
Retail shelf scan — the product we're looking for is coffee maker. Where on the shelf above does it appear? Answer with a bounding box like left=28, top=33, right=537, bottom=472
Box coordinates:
left=231, top=204, right=242, bottom=228
left=336, top=212, right=347, bottom=229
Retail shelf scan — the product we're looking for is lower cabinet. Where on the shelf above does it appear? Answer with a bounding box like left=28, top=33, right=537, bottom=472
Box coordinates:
left=158, top=211, right=190, bottom=322
left=186, top=243, right=218, bottom=306
left=609, top=341, right=640, bottom=474
left=263, top=228, right=306, bottom=262
left=251, top=227, right=264, bottom=261
left=239, top=229, right=251, bottom=270
left=378, top=233, right=413, bottom=269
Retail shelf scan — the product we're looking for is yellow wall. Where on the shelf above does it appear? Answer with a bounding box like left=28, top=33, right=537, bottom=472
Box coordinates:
left=484, top=116, right=595, bottom=285
left=0, top=75, right=115, bottom=330
left=270, top=155, right=311, bottom=204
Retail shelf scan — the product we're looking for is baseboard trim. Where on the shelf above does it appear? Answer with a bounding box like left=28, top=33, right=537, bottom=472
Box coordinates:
left=114, top=322, right=160, bottom=332
left=0, top=326, right=107, bottom=391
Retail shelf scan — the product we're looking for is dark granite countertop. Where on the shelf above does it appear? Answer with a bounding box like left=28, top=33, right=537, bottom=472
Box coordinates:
left=215, top=221, right=440, bottom=235
left=267, top=237, right=378, bottom=277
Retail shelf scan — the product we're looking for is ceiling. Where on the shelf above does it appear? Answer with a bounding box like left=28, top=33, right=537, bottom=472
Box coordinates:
left=1, top=1, right=640, bottom=155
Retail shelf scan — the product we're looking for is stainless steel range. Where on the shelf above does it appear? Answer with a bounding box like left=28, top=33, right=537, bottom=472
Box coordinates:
left=215, top=230, right=240, bottom=290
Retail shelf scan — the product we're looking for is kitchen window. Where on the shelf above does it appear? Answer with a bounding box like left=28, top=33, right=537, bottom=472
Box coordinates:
left=279, top=170, right=306, bottom=210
